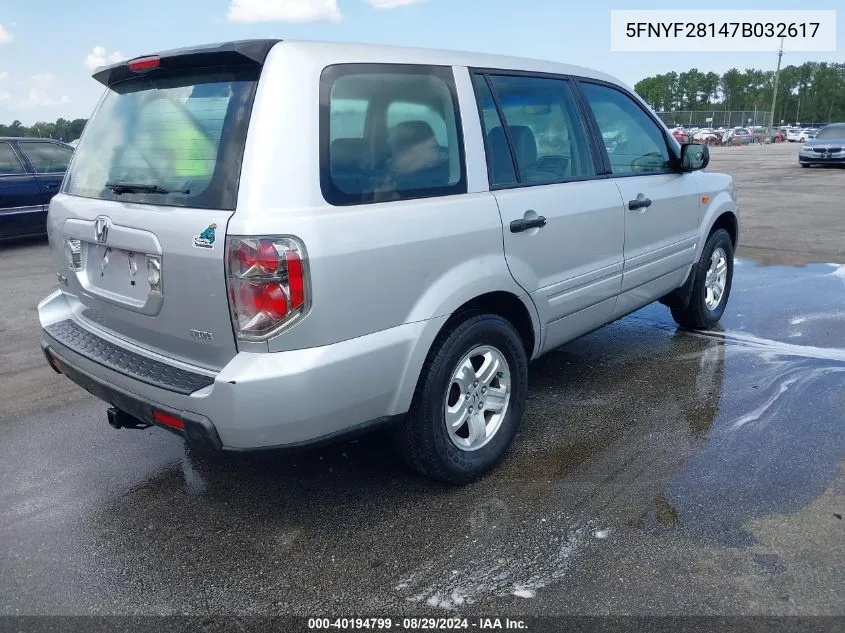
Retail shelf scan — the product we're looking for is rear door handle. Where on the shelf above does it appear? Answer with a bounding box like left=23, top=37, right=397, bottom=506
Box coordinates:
left=628, top=197, right=652, bottom=211
left=44, top=184, right=59, bottom=190
left=510, top=216, right=547, bottom=233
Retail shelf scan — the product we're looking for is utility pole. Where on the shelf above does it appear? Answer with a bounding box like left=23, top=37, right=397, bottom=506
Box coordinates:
left=768, top=37, right=785, bottom=141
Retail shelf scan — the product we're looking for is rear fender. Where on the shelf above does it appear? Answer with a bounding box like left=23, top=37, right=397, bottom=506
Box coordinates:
left=388, top=258, right=541, bottom=416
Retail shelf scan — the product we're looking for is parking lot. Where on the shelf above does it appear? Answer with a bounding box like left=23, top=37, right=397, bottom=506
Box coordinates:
left=1, top=142, right=843, bottom=616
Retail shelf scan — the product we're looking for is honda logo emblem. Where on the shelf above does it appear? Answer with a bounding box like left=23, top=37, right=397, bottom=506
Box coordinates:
left=94, top=217, right=111, bottom=244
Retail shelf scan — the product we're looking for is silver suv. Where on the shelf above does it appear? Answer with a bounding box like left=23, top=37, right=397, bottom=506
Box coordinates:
left=39, top=40, right=738, bottom=483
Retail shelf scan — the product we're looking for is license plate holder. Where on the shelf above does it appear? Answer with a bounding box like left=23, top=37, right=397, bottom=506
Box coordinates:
left=86, top=244, right=151, bottom=302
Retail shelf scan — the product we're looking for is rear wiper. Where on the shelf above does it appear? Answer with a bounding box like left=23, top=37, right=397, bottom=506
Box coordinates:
left=105, top=181, right=190, bottom=195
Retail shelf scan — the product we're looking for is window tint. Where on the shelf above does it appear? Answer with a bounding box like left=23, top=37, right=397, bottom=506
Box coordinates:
left=19, top=142, right=72, bottom=174
left=64, top=69, right=258, bottom=210
left=472, top=74, right=517, bottom=187
left=330, top=98, right=367, bottom=141
left=0, top=143, right=25, bottom=176
left=322, top=65, right=465, bottom=205
left=486, top=74, right=595, bottom=184
left=387, top=102, right=449, bottom=146
left=580, top=82, right=672, bottom=175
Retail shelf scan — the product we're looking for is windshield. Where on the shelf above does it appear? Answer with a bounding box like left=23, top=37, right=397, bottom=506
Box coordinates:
left=64, top=68, right=259, bottom=210
left=815, top=124, right=845, bottom=140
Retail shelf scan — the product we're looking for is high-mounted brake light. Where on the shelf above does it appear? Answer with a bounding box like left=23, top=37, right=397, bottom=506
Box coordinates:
left=226, top=236, right=310, bottom=341
left=127, top=56, right=160, bottom=72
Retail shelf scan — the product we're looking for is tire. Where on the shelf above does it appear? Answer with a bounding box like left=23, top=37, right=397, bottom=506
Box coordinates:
left=671, top=229, right=734, bottom=330
left=394, top=313, right=528, bottom=484
left=801, top=163, right=810, bottom=168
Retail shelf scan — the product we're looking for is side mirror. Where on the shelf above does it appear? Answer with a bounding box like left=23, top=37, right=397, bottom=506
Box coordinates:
left=681, top=143, right=709, bottom=171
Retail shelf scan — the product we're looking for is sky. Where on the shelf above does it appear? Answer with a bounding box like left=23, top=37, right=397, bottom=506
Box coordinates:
left=0, top=0, right=842, bottom=125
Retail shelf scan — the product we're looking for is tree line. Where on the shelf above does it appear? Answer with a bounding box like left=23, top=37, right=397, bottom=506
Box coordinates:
left=634, top=62, right=845, bottom=124
left=0, top=118, right=87, bottom=143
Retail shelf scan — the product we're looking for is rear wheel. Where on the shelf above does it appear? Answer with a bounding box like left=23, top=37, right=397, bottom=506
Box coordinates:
left=395, top=313, right=528, bottom=484
left=671, top=229, right=734, bottom=330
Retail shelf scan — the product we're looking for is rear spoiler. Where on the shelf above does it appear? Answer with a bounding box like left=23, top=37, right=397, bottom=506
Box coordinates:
left=92, top=39, right=282, bottom=87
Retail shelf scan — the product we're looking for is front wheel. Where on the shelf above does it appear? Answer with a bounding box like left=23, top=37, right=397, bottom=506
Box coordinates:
left=671, top=229, right=734, bottom=330
left=395, top=314, right=528, bottom=484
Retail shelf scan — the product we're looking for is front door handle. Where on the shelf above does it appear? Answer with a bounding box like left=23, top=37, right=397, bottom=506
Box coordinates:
left=510, top=216, right=547, bottom=233
left=44, top=183, right=59, bottom=190
left=628, top=197, right=652, bottom=211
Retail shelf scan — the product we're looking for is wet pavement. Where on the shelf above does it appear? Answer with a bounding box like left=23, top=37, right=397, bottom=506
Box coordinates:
left=2, top=257, right=844, bottom=616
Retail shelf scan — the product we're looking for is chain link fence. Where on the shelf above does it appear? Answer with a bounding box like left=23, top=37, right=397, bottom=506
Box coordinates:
left=655, top=110, right=773, bottom=129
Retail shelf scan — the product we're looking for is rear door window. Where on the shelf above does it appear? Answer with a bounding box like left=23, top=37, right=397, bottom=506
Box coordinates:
left=19, top=142, right=73, bottom=174
left=63, top=69, right=258, bottom=210
left=0, top=143, right=26, bottom=175
left=483, top=74, right=596, bottom=184
left=321, top=64, right=466, bottom=205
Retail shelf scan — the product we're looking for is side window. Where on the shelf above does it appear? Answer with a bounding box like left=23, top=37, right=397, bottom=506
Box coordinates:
left=322, top=65, right=466, bottom=205
left=471, top=74, right=517, bottom=187
left=486, top=74, right=595, bottom=184
left=19, top=142, right=73, bottom=174
left=580, top=82, right=672, bottom=175
left=0, top=143, right=26, bottom=176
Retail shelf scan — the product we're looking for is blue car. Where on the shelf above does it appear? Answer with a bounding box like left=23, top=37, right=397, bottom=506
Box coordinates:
left=0, top=137, right=74, bottom=241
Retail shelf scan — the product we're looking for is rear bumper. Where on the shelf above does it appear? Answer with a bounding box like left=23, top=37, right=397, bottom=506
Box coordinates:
left=42, top=343, right=223, bottom=452
left=39, top=290, right=435, bottom=450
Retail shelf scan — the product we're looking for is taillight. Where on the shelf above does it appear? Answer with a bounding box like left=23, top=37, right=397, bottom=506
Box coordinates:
left=63, top=238, right=83, bottom=271
left=226, top=236, right=310, bottom=340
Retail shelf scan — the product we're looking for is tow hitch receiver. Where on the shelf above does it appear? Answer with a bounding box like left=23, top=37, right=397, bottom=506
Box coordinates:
left=107, top=407, right=152, bottom=430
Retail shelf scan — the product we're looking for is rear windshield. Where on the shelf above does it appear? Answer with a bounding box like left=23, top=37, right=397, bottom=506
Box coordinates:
left=64, top=68, right=258, bottom=210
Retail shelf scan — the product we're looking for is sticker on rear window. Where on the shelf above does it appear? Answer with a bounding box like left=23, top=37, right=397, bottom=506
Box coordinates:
left=193, top=223, right=217, bottom=249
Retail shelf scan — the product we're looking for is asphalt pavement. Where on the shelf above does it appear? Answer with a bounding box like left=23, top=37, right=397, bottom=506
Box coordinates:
left=1, top=142, right=844, bottom=617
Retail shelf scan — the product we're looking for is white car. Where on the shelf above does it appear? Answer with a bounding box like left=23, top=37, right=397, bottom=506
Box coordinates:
left=693, top=129, right=720, bottom=144
left=786, top=129, right=813, bottom=142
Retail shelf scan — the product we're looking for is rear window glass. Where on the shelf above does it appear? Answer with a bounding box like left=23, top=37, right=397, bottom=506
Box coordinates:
left=64, top=69, right=258, bottom=210
left=321, top=64, right=466, bottom=206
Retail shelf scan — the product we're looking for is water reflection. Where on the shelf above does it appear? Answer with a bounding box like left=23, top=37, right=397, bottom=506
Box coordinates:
left=40, top=261, right=845, bottom=612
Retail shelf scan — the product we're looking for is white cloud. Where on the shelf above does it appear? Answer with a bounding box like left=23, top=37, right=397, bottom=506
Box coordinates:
left=84, top=46, right=126, bottom=71
left=0, top=24, right=12, bottom=45
left=227, top=0, right=341, bottom=23
left=0, top=71, right=8, bottom=81
left=18, top=74, right=71, bottom=107
left=364, top=0, right=426, bottom=8
left=0, top=91, right=10, bottom=103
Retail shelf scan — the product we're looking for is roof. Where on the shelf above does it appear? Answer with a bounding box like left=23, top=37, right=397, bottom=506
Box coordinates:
left=90, top=38, right=626, bottom=91
left=0, top=137, right=72, bottom=145
left=277, top=40, right=626, bottom=88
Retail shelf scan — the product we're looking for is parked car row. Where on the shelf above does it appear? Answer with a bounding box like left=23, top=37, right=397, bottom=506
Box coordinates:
left=670, top=126, right=754, bottom=146
left=0, top=138, right=75, bottom=241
